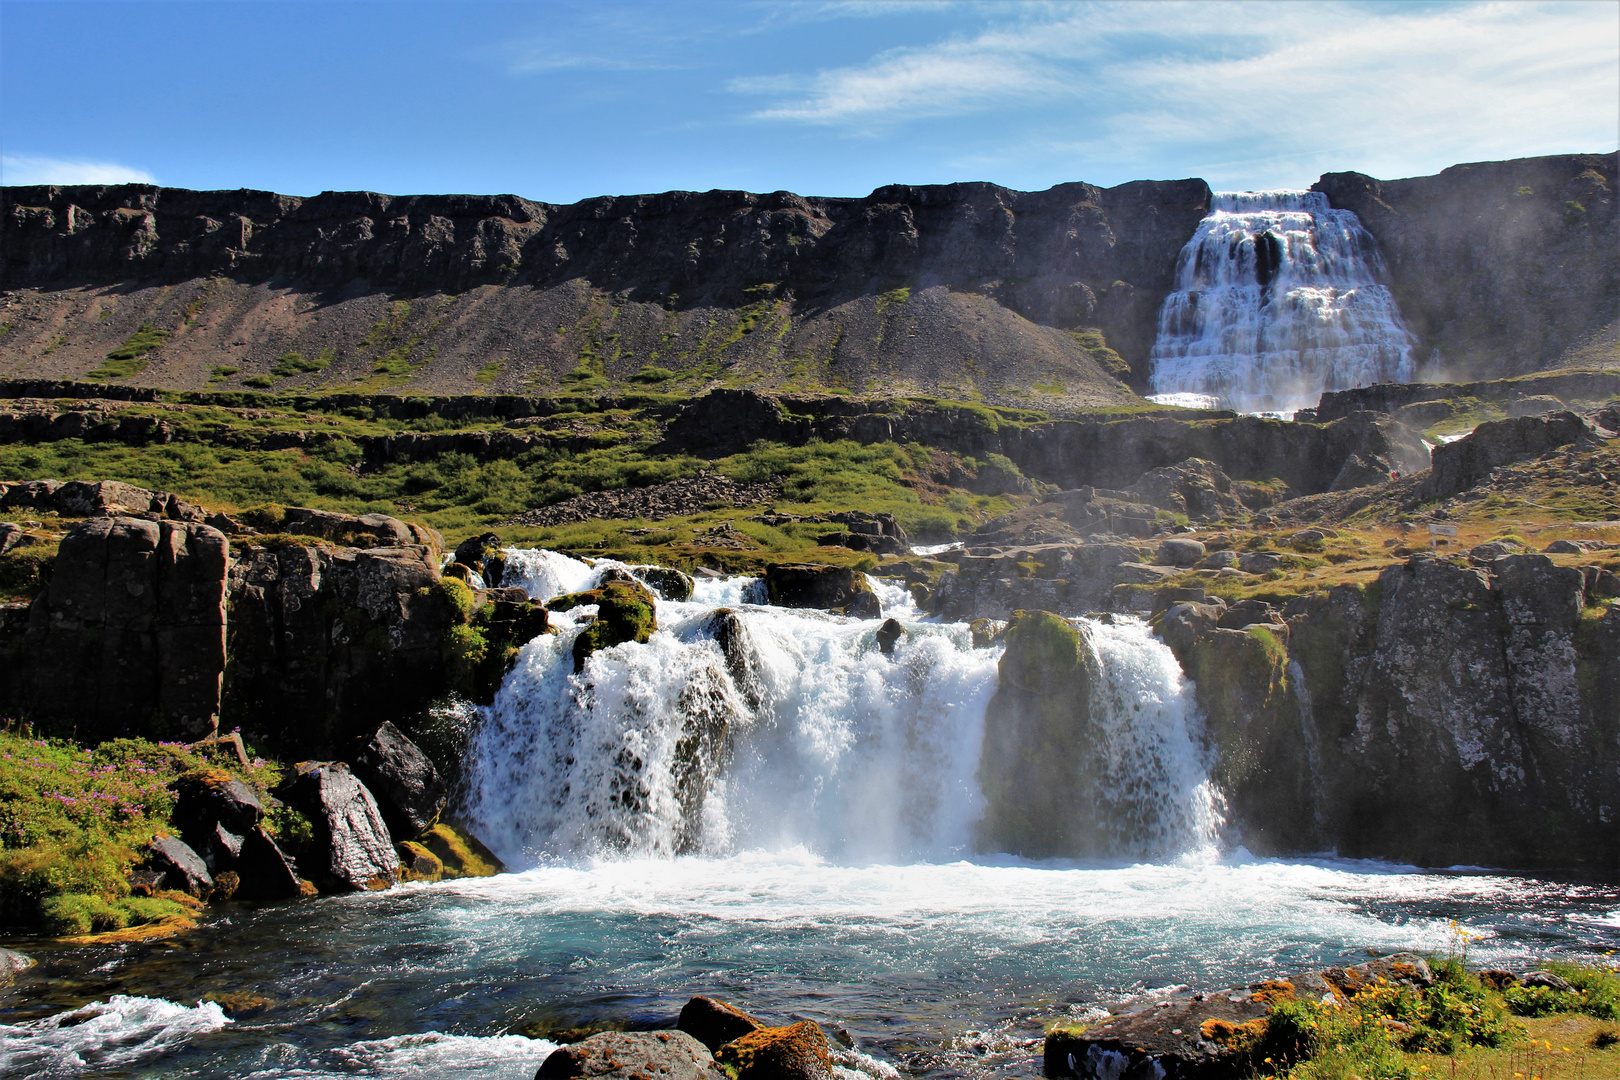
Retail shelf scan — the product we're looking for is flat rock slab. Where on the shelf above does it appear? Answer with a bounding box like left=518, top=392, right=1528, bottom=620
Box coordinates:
left=536, top=1030, right=726, bottom=1080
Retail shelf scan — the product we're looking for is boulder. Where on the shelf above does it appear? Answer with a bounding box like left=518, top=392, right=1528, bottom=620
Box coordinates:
left=536, top=1031, right=726, bottom=1080
left=875, top=618, right=904, bottom=655
left=678, top=996, right=763, bottom=1053
left=714, top=1021, right=834, bottom=1080
left=635, top=565, right=695, bottom=602
left=0, top=522, right=25, bottom=555
left=0, top=947, right=35, bottom=986
left=1544, top=539, right=1585, bottom=554
left=230, top=827, right=305, bottom=901
left=1196, top=550, right=1240, bottom=570
left=1154, top=538, right=1205, bottom=566
left=453, top=531, right=505, bottom=586
left=397, top=821, right=505, bottom=883
left=762, top=564, right=877, bottom=616
left=549, top=579, right=659, bottom=672
left=1237, top=552, right=1281, bottom=575
left=145, top=835, right=213, bottom=898
left=969, top=618, right=1008, bottom=649
left=172, top=769, right=266, bottom=847
left=350, top=721, right=447, bottom=841
left=276, top=761, right=400, bottom=892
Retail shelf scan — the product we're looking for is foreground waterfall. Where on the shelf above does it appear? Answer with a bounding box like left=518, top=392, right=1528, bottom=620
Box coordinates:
left=1148, top=190, right=1416, bottom=414
left=461, top=552, right=1224, bottom=866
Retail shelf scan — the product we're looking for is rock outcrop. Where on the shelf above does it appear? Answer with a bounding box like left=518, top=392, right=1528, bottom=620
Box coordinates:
left=349, top=721, right=448, bottom=841
left=12, top=515, right=228, bottom=739
left=1160, top=553, right=1619, bottom=871
left=225, top=540, right=452, bottom=756
left=1422, top=411, right=1596, bottom=499
left=1315, top=153, right=1618, bottom=380
left=763, top=563, right=880, bottom=617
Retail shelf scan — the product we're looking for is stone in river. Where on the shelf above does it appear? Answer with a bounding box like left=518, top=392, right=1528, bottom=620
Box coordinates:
left=536, top=1030, right=726, bottom=1080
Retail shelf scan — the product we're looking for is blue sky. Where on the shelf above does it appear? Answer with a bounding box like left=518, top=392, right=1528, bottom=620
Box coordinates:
left=2, top=1, right=1616, bottom=202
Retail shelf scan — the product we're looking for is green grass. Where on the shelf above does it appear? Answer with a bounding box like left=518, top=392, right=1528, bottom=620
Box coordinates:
left=270, top=350, right=333, bottom=379
left=87, top=324, right=169, bottom=380
left=242, top=375, right=275, bottom=388
left=0, top=729, right=285, bottom=933
left=474, top=358, right=507, bottom=386
left=207, top=365, right=240, bottom=384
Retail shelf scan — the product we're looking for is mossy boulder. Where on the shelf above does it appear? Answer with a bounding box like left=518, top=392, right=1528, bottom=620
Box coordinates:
left=975, top=610, right=1096, bottom=858
left=549, top=579, right=659, bottom=672
left=397, top=821, right=503, bottom=882
left=714, top=1021, right=834, bottom=1080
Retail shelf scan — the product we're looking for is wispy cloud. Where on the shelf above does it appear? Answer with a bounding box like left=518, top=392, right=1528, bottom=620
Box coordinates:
left=731, top=1, right=1619, bottom=182
left=1, top=155, right=157, bottom=186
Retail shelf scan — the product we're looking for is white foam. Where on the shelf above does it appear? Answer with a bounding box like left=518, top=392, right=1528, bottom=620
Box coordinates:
left=0, top=995, right=231, bottom=1075
left=910, top=541, right=964, bottom=556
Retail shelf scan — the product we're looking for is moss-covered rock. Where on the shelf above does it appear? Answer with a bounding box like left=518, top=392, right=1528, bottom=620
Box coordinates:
left=549, top=579, right=659, bottom=672
left=714, top=1021, right=834, bottom=1080
left=975, top=610, right=1095, bottom=858
left=636, top=565, right=695, bottom=602
left=397, top=821, right=503, bottom=882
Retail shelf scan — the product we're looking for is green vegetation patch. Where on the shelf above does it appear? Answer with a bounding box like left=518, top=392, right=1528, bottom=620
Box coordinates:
left=87, top=324, right=169, bottom=380
left=0, top=730, right=283, bottom=933
left=270, top=350, right=333, bottom=379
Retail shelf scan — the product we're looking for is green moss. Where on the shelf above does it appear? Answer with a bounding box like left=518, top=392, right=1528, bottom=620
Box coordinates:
left=998, top=610, right=1082, bottom=693
left=88, top=323, right=169, bottom=380
left=555, top=579, right=659, bottom=672
left=207, top=365, right=240, bottom=384
left=436, top=577, right=477, bottom=622
left=270, top=350, right=333, bottom=379
left=242, top=375, right=275, bottom=389
left=474, top=358, right=507, bottom=385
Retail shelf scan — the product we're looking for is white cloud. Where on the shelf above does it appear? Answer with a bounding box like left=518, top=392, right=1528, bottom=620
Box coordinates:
left=731, top=1, right=1620, bottom=183
left=1, top=155, right=157, bottom=186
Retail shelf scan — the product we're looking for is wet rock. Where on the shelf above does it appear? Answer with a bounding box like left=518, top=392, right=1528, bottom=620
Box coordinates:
left=398, top=821, right=504, bottom=883
left=636, top=565, right=695, bottom=602
left=0, top=947, right=35, bottom=986
left=763, top=563, right=877, bottom=616
left=550, top=579, right=659, bottom=673
left=845, top=591, right=883, bottom=619
left=231, top=826, right=305, bottom=900
left=678, top=996, right=763, bottom=1053
left=144, top=835, right=213, bottom=897
left=276, top=761, right=400, bottom=892
left=714, top=1021, right=834, bottom=1080
left=970, top=618, right=1008, bottom=649
left=1155, top=538, right=1205, bottom=566
left=875, top=618, right=904, bottom=654
left=536, top=1030, right=726, bottom=1080
left=350, top=721, right=447, bottom=841
left=1044, top=991, right=1272, bottom=1080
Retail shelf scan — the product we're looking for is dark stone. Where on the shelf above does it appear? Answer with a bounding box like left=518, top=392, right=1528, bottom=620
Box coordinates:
left=351, top=721, right=448, bottom=841
left=1045, top=992, right=1271, bottom=1080
left=1423, top=412, right=1594, bottom=499
left=875, top=618, right=904, bottom=655
left=763, top=564, right=877, bottom=616
left=635, top=565, right=694, bottom=602
left=275, top=761, right=400, bottom=892
left=536, top=1031, right=725, bottom=1080
left=678, top=996, right=763, bottom=1053
left=232, top=826, right=304, bottom=900
left=145, top=835, right=213, bottom=897
left=172, top=769, right=266, bottom=846
left=1520, top=970, right=1573, bottom=992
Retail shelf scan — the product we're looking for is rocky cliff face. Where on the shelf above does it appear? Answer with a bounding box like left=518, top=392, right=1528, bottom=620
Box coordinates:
left=1154, top=553, right=1620, bottom=873
left=1315, top=153, right=1618, bottom=381
left=0, top=179, right=1211, bottom=408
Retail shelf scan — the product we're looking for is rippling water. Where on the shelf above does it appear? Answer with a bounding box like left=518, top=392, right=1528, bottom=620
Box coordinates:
left=4, top=855, right=1617, bottom=1078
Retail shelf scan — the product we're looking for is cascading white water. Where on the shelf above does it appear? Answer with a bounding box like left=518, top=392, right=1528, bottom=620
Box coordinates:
left=461, top=550, right=1223, bottom=867
left=1148, top=190, right=1416, bottom=415
left=1080, top=618, right=1226, bottom=857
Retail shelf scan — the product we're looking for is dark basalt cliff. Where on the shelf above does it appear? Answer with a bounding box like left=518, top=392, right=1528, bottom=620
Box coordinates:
left=1316, top=152, right=1619, bottom=380
left=0, top=179, right=1211, bottom=408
